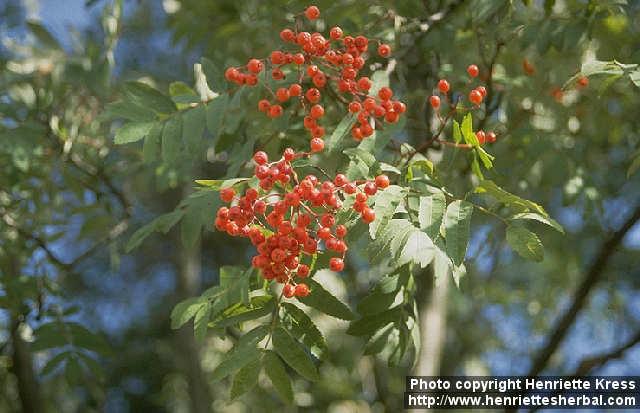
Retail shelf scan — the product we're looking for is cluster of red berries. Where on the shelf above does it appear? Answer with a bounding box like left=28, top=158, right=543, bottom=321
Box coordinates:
left=428, top=64, right=487, bottom=109
left=223, top=4, right=406, bottom=150
left=214, top=147, right=391, bottom=298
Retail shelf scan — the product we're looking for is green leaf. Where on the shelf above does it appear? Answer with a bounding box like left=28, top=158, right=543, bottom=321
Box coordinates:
left=27, top=21, right=61, bottom=49
left=510, top=212, right=564, bottom=233
left=126, top=210, right=185, bottom=252
left=452, top=120, right=462, bottom=144
left=297, top=278, right=355, bottom=320
left=142, top=122, right=163, bottom=163
left=41, top=351, right=71, bottom=376
left=443, top=200, right=474, bottom=266
left=418, top=191, right=446, bottom=240
left=210, top=296, right=274, bottom=329
left=363, top=323, right=394, bottom=355
left=212, top=344, right=261, bottom=383
left=182, top=105, right=206, bottom=154
left=162, top=115, right=182, bottom=164
left=476, top=146, right=494, bottom=169
left=282, top=303, right=327, bottom=359
left=263, top=351, right=293, bottom=403
left=326, top=114, right=357, bottom=152
left=206, top=94, right=229, bottom=143
left=367, top=219, right=414, bottom=265
left=461, top=113, right=479, bottom=147
left=369, top=185, right=405, bottom=239
left=114, top=122, right=154, bottom=144
left=193, top=302, right=211, bottom=341
left=506, top=225, right=544, bottom=262
left=230, top=357, right=261, bottom=400
left=628, top=152, right=640, bottom=178
left=194, top=177, right=250, bottom=190
left=169, top=81, right=200, bottom=105
left=104, top=100, right=156, bottom=122
left=398, top=229, right=435, bottom=268
left=272, top=327, right=319, bottom=381
left=476, top=180, right=548, bottom=216
left=123, top=81, right=176, bottom=114
left=347, top=307, right=402, bottom=337
left=170, top=297, right=206, bottom=329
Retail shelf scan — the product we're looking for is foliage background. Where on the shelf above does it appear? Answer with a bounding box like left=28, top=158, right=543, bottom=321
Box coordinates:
left=1, top=0, right=639, bottom=412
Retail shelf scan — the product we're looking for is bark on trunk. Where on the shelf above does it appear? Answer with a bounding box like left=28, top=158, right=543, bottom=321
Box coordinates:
left=174, top=186, right=212, bottom=413
left=415, top=271, right=449, bottom=376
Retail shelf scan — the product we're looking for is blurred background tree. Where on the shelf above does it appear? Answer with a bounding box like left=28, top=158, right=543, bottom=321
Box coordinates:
left=1, top=0, right=639, bottom=412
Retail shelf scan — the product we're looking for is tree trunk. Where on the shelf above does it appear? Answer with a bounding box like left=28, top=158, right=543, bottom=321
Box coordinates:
left=174, top=187, right=212, bottom=413
left=415, top=272, right=449, bottom=376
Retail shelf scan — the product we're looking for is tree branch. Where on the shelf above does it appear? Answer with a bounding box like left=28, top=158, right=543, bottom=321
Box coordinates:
left=573, top=328, right=640, bottom=376
left=526, top=204, right=640, bottom=378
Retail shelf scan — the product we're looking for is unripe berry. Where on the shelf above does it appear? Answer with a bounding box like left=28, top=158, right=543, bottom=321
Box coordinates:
left=429, top=95, right=441, bottom=109
left=438, top=79, right=450, bottom=94
left=329, top=257, right=344, bottom=272
left=467, top=64, right=479, bottom=78
left=305, top=5, right=320, bottom=20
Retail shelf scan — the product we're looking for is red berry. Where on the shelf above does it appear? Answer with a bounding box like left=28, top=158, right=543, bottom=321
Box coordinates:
left=317, top=226, right=332, bottom=240
left=320, top=213, right=335, bottom=228
left=487, top=131, right=497, bottom=143
left=429, top=95, right=441, bottom=109
left=297, top=264, right=310, bottom=277
left=253, top=151, right=268, bottom=165
left=269, top=104, right=283, bottom=118
left=294, top=283, right=310, bottom=297
left=343, top=183, right=357, bottom=194
left=476, top=130, right=486, bottom=144
left=305, top=5, right=320, bottom=20
left=361, top=207, right=375, bottom=223
left=357, top=77, right=372, bottom=92
left=378, top=44, right=391, bottom=57
left=289, top=83, right=302, bottom=97
left=476, top=86, right=487, bottom=98
left=335, top=225, right=347, bottom=238
left=271, top=68, right=284, bottom=80
left=438, top=79, right=450, bottom=93
left=329, top=257, right=344, bottom=272
left=283, top=147, right=295, bottom=161
left=334, top=174, right=348, bottom=187
left=258, top=99, right=271, bottom=112
left=247, top=58, right=263, bottom=74
left=355, top=192, right=368, bottom=203
left=349, top=101, right=362, bottom=113
left=375, top=175, right=390, bottom=189
left=364, top=182, right=377, bottom=196
left=310, top=138, right=324, bottom=153
left=225, top=67, right=240, bottom=82
left=280, top=29, right=295, bottom=42
left=577, top=76, right=589, bottom=88
left=330, top=26, right=343, bottom=40
left=310, top=104, right=325, bottom=119
left=305, top=88, right=321, bottom=103
left=283, top=284, right=295, bottom=298
left=378, top=87, right=393, bottom=101
left=469, top=89, right=483, bottom=105
left=220, top=187, right=235, bottom=203
left=276, top=87, right=290, bottom=102
left=467, top=64, right=479, bottom=78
